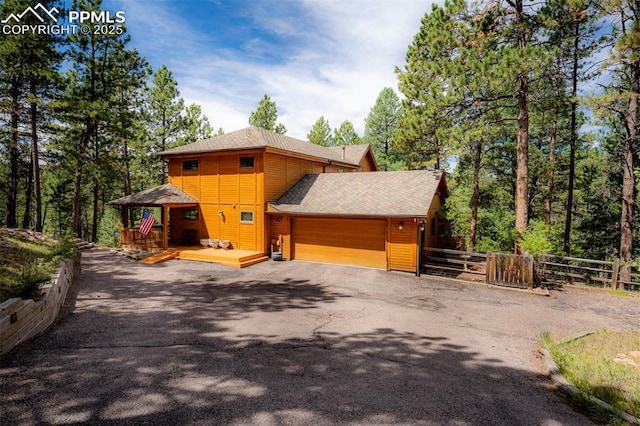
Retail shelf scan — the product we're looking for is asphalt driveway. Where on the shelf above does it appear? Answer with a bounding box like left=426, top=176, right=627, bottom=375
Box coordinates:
left=1, top=249, right=638, bottom=425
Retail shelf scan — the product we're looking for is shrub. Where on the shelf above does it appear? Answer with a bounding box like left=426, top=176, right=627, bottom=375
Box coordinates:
left=98, top=207, right=121, bottom=248
left=14, top=260, right=51, bottom=299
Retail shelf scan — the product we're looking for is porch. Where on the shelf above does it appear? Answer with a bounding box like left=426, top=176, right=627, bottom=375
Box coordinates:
left=140, top=246, right=268, bottom=268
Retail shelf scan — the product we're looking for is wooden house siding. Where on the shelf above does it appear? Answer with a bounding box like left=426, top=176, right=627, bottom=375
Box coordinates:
left=388, top=218, right=417, bottom=272
left=425, top=195, right=442, bottom=249
left=268, top=214, right=291, bottom=258
left=168, top=151, right=264, bottom=251
left=263, top=153, right=334, bottom=201
left=358, top=153, right=376, bottom=172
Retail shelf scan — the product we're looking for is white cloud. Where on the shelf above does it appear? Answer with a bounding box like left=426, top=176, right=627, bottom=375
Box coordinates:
left=109, top=0, right=438, bottom=140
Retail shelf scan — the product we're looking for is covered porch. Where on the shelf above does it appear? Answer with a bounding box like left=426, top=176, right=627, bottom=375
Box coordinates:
left=108, top=183, right=199, bottom=251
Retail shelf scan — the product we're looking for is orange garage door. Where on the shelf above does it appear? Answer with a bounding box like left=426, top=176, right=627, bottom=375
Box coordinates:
left=291, top=217, right=387, bottom=269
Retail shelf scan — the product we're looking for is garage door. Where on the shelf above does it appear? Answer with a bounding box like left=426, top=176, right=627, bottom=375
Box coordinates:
left=291, top=217, right=387, bottom=268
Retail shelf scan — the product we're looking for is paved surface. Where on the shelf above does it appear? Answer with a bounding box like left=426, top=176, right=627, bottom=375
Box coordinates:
left=1, top=249, right=638, bottom=425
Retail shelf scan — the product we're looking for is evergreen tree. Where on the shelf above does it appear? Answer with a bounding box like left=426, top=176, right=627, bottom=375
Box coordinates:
left=308, top=116, right=333, bottom=146
left=54, top=0, right=147, bottom=238
left=333, top=120, right=360, bottom=146
left=595, top=0, right=640, bottom=280
left=147, top=65, right=185, bottom=184
left=176, top=103, right=213, bottom=146
left=363, top=88, right=402, bottom=170
left=248, top=94, right=287, bottom=134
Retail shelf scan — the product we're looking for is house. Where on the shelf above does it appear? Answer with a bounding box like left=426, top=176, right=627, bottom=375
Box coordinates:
left=108, top=126, right=447, bottom=273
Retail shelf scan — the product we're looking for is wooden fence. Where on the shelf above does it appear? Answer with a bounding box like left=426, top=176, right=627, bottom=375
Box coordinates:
left=423, top=247, right=486, bottom=280
left=486, top=253, right=533, bottom=290
left=539, top=255, right=640, bottom=291
left=422, top=248, right=639, bottom=292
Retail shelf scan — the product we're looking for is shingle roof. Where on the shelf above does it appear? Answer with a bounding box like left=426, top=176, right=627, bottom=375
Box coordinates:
left=268, top=170, right=445, bottom=217
left=107, top=183, right=198, bottom=207
left=326, top=144, right=374, bottom=166
left=158, top=126, right=366, bottom=166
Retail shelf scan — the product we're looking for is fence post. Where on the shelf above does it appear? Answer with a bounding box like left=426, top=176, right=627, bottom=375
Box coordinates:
left=611, top=258, right=620, bottom=290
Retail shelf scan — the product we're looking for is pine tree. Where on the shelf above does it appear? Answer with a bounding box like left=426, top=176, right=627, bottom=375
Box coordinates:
left=308, top=116, right=333, bottom=146
left=363, top=88, right=401, bottom=169
left=594, top=0, right=640, bottom=280
left=333, top=120, right=360, bottom=146
left=176, top=103, right=213, bottom=146
left=248, top=94, right=287, bottom=134
left=147, top=65, right=185, bottom=184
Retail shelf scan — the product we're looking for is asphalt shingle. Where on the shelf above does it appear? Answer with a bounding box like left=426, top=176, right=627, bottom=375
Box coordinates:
left=268, top=170, right=445, bottom=217
left=107, top=183, right=198, bottom=206
left=158, top=126, right=369, bottom=167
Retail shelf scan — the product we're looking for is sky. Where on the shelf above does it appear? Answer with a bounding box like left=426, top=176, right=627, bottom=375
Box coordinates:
left=101, top=0, right=438, bottom=140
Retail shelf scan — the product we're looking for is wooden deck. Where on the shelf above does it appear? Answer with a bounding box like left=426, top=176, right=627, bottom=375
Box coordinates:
left=140, top=246, right=268, bottom=268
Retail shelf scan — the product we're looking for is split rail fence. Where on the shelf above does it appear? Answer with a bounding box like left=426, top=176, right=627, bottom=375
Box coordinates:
left=423, top=247, right=639, bottom=292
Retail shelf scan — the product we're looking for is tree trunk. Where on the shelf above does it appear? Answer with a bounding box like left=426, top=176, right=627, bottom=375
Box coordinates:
left=92, top=179, right=99, bottom=242
left=545, top=99, right=558, bottom=227
left=71, top=166, right=83, bottom=238
left=468, top=141, right=482, bottom=253
left=6, top=77, right=21, bottom=228
left=515, top=74, right=529, bottom=253
left=513, top=0, right=529, bottom=254
left=72, top=119, right=96, bottom=237
left=22, top=153, right=33, bottom=229
left=563, top=19, right=580, bottom=255
left=31, top=80, right=42, bottom=232
left=619, top=57, right=638, bottom=283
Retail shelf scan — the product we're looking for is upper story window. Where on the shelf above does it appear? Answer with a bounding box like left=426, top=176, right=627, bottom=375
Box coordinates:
left=183, top=160, right=198, bottom=171
left=240, top=211, right=254, bottom=223
left=240, top=156, right=254, bottom=169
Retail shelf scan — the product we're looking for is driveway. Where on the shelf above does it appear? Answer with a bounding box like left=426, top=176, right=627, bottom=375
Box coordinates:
left=1, top=249, right=638, bottom=425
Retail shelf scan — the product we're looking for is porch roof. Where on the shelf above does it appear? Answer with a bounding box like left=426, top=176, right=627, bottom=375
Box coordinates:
left=107, top=183, right=198, bottom=207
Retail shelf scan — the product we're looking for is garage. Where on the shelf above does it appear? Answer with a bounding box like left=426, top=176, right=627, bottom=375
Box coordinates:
left=291, top=217, right=387, bottom=268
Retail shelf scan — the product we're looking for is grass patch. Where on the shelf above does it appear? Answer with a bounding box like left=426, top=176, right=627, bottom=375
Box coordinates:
left=541, top=329, right=640, bottom=422
left=0, top=230, right=77, bottom=302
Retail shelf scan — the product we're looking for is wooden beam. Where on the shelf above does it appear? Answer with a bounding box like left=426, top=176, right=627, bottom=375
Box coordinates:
left=162, top=206, right=169, bottom=250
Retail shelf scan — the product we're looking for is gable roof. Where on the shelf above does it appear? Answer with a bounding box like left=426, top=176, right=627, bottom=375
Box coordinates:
left=268, top=170, right=445, bottom=217
left=107, top=183, right=198, bottom=207
left=326, top=144, right=376, bottom=167
left=158, top=126, right=369, bottom=167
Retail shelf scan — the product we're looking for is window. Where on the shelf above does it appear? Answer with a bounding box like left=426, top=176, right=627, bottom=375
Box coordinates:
left=183, top=160, right=198, bottom=171
left=430, top=218, right=436, bottom=236
left=240, top=156, right=254, bottom=169
left=183, top=209, right=199, bottom=220
left=240, top=211, right=254, bottom=223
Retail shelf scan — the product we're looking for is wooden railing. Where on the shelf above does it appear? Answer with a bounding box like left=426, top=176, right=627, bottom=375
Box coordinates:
left=423, top=247, right=486, bottom=279
left=423, top=248, right=639, bottom=292
left=120, top=228, right=164, bottom=250
left=539, top=255, right=640, bottom=291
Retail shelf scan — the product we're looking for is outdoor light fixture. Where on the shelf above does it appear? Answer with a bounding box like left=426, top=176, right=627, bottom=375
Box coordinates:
left=399, top=221, right=404, bottom=230
left=218, top=210, right=223, bottom=216
left=277, top=216, right=282, bottom=222
left=420, top=219, right=426, bottom=232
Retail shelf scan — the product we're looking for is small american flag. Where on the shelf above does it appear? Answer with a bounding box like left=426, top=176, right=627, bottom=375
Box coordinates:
left=139, top=209, right=155, bottom=236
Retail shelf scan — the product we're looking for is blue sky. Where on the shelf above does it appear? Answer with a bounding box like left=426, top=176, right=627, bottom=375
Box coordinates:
left=101, top=0, right=437, bottom=139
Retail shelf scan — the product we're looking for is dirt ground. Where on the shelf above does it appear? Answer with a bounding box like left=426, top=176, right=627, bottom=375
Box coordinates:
left=1, top=248, right=638, bottom=425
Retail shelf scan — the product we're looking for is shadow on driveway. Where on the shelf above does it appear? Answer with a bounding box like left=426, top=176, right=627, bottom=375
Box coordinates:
left=0, top=249, right=588, bottom=425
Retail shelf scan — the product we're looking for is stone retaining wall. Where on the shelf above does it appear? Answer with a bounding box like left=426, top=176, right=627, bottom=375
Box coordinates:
left=0, top=256, right=79, bottom=357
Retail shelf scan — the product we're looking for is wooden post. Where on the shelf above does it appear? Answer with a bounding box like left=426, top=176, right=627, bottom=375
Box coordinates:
left=162, top=206, right=169, bottom=250
left=611, top=258, right=620, bottom=290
